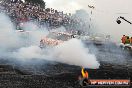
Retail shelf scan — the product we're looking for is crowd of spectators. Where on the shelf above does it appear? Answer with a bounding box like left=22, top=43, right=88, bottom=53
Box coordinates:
left=0, top=0, right=90, bottom=34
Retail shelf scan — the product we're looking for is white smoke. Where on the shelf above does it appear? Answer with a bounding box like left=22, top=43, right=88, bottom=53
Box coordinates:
left=12, top=46, right=43, bottom=60
left=0, top=13, right=100, bottom=69
left=20, top=22, right=49, bottom=45
left=0, top=13, right=20, bottom=50
left=53, top=39, right=100, bottom=68
left=12, top=39, right=100, bottom=69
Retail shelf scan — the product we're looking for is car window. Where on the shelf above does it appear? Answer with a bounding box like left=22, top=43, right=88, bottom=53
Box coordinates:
left=47, top=33, right=71, bottom=41
left=56, top=34, right=70, bottom=41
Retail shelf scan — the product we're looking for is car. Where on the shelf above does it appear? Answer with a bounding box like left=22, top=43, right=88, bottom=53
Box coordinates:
left=40, top=32, right=74, bottom=48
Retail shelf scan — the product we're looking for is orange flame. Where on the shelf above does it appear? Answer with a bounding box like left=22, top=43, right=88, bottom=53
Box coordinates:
left=81, top=67, right=89, bottom=78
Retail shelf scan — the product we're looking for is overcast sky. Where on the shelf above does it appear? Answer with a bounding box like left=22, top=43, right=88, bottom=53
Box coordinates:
left=44, top=0, right=132, bottom=13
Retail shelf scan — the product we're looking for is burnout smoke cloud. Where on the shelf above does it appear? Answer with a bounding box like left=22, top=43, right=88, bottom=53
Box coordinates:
left=0, top=13, right=100, bottom=69
left=53, top=39, right=100, bottom=68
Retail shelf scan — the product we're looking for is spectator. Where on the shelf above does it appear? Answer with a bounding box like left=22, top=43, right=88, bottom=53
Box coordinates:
left=121, top=35, right=126, bottom=44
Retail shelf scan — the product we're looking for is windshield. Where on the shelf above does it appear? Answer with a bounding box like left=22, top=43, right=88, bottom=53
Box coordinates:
left=47, top=32, right=71, bottom=41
